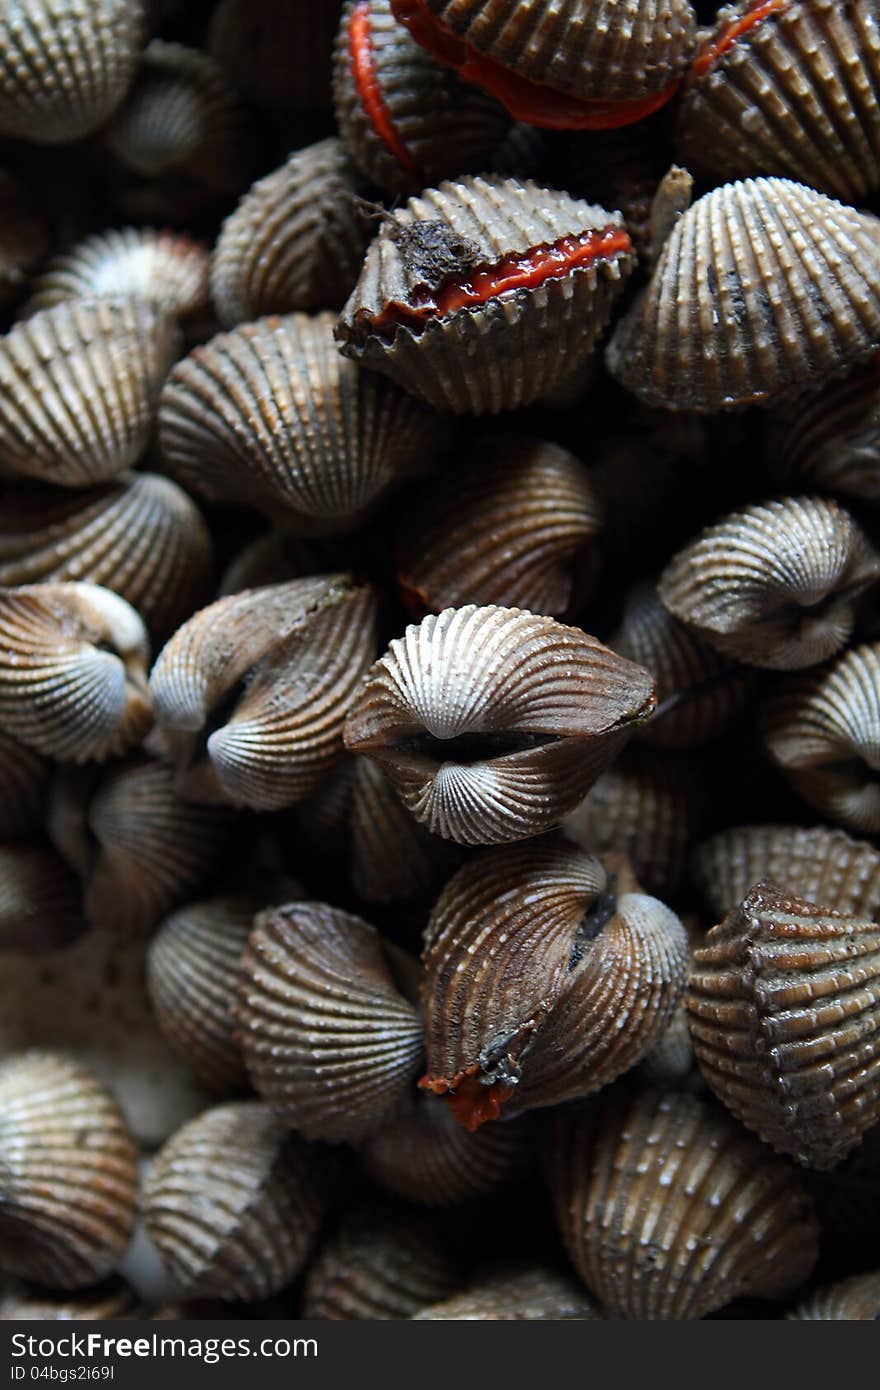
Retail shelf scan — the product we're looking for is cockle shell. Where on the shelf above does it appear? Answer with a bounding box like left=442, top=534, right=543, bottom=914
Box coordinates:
left=210, top=140, right=371, bottom=327
left=160, top=312, right=439, bottom=531
left=350, top=757, right=461, bottom=903
left=209, top=0, right=343, bottom=111
left=236, top=902, right=424, bottom=1143
left=789, top=1270, right=880, bottom=1320
left=413, top=1265, right=601, bottom=1320
left=770, top=351, right=880, bottom=503
left=390, top=0, right=697, bottom=128
left=0, top=171, right=49, bottom=307
left=676, top=0, right=880, bottom=203
left=26, top=227, right=211, bottom=322
left=607, top=178, right=880, bottom=413
left=692, top=824, right=880, bottom=922
left=396, top=435, right=602, bottom=618
left=761, top=644, right=880, bottom=835
left=548, top=1084, right=819, bottom=1319
left=0, top=582, right=151, bottom=763
left=0, top=1051, right=138, bottom=1289
left=0, top=1280, right=141, bottom=1321
left=336, top=175, right=633, bottom=415
left=658, top=497, right=880, bottom=671
left=0, top=473, right=213, bottom=644
left=149, top=576, right=376, bottom=812
left=344, top=604, right=656, bottom=846
left=688, top=882, right=880, bottom=1169
left=0, top=0, right=145, bottom=144
left=333, top=0, right=510, bottom=195
left=143, top=1102, right=324, bottom=1301
left=0, top=731, right=50, bottom=838
left=147, top=897, right=261, bottom=1095
left=0, top=841, right=84, bottom=953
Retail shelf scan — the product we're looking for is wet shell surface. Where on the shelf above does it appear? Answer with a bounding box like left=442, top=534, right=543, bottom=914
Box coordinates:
left=761, top=644, right=880, bottom=835
left=0, top=473, right=214, bottom=644
left=149, top=576, right=376, bottom=812
left=143, top=1101, right=324, bottom=1301
left=0, top=841, right=84, bottom=953
left=391, top=0, right=697, bottom=127
left=606, top=178, right=880, bottom=413
left=0, top=171, right=50, bottom=307
left=147, top=897, right=260, bottom=1095
left=548, top=1084, right=819, bottom=1319
left=396, top=435, right=602, bottom=618
left=0, top=0, right=145, bottom=144
left=160, top=312, right=438, bottom=530
left=333, top=0, right=510, bottom=195
left=209, top=0, right=343, bottom=111
left=336, top=175, right=633, bottom=415
left=676, top=0, right=880, bottom=203
left=0, top=298, right=179, bottom=487
left=0, top=731, right=50, bottom=839
left=0, top=582, right=151, bottom=764
left=688, top=882, right=880, bottom=1170
left=211, top=140, right=371, bottom=327
left=771, top=351, right=880, bottom=503
left=692, top=824, right=880, bottom=922
left=343, top=604, right=656, bottom=846
left=789, top=1270, right=880, bottom=1320
left=0, top=1051, right=138, bottom=1290
left=236, top=902, right=424, bottom=1143
left=658, top=497, right=880, bottom=671
left=413, top=1265, right=600, bottom=1320
left=0, top=1280, right=141, bottom=1321
left=26, top=227, right=211, bottom=322
left=302, top=1207, right=460, bottom=1319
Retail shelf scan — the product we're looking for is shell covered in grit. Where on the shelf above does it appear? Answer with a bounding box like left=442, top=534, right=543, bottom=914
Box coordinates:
left=26, top=227, right=211, bottom=322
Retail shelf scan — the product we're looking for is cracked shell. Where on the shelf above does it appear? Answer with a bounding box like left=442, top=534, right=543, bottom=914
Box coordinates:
left=414, top=1265, right=601, bottom=1320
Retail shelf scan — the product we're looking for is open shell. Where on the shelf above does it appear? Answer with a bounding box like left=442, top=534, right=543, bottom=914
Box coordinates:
left=26, top=227, right=211, bottom=322
left=789, top=1270, right=880, bottom=1320
left=209, top=0, right=343, bottom=111
left=414, top=1265, right=601, bottom=1320
left=0, top=841, right=84, bottom=953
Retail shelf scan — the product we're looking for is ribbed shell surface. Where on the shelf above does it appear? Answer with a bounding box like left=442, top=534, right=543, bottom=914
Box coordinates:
left=607, top=178, right=880, bottom=412
left=0, top=841, right=84, bottom=953
left=337, top=175, right=633, bottom=414
left=676, top=0, right=880, bottom=202
left=303, top=1209, right=460, bottom=1319
left=688, top=883, right=880, bottom=1169
left=789, top=1270, right=880, bottom=1320
left=0, top=1051, right=138, bottom=1289
left=0, top=731, right=50, bottom=838
left=344, top=604, right=656, bottom=845
left=143, top=1101, right=324, bottom=1301
left=548, top=1086, right=819, bottom=1319
left=413, top=1266, right=600, bottom=1319
left=26, top=228, right=211, bottom=321
left=0, top=0, right=145, bottom=143
left=773, top=351, right=880, bottom=502
left=237, top=902, right=424, bottom=1143
left=351, top=757, right=460, bottom=903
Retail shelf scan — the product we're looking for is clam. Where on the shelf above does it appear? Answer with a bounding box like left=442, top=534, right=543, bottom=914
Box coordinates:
left=26, top=227, right=211, bottom=323
left=236, top=901, right=424, bottom=1143
left=413, top=1265, right=601, bottom=1320
left=160, top=312, right=439, bottom=530
left=547, top=1083, right=819, bottom=1319
left=0, top=170, right=49, bottom=307
left=0, top=299, right=179, bottom=487
left=688, top=882, right=880, bottom=1170
left=676, top=0, right=880, bottom=202
left=789, top=1270, right=880, bottom=1320
left=0, top=582, right=151, bottom=763
left=343, top=604, right=656, bottom=846
left=607, top=178, right=880, bottom=412
left=658, top=497, right=880, bottom=670
left=0, top=840, right=84, bottom=953
left=333, top=0, right=510, bottom=195
left=770, top=351, right=880, bottom=503
left=149, top=576, right=376, bottom=812
left=210, top=140, right=372, bottom=327
left=390, top=0, right=697, bottom=129
left=0, top=731, right=50, bottom=839
left=143, top=1101, right=324, bottom=1301
left=209, top=0, right=343, bottom=111
left=0, top=1051, right=138, bottom=1290
left=350, top=756, right=461, bottom=903
left=336, top=174, right=633, bottom=414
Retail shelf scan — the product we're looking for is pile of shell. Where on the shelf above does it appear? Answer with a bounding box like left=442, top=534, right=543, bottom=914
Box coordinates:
left=0, top=0, right=879, bottom=1323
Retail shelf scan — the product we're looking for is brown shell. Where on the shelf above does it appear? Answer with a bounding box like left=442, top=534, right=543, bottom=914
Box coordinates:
left=548, top=1084, right=819, bottom=1319
left=0, top=582, right=151, bottom=763
left=26, top=227, right=211, bottom=322
left=692, top=824, right=880, bottom=922
left=143, top=1101, right=324, bottom=1301
left=611, top=582, right=751, bottom=749
left=149, top=576, right=376, bottom=812
left=396, top=435, right=602, bottom=618
left=789, top=1270, right=880, bottom=1320
left=676, top=0, right=880, bottom=203
left=210, top=140, right=371, bottom=327
left=760, top=644, right=880, bottom=835
left=344, top=604, right=656, bottom=846
left=336, top=175, right=633, bottom=415
left=413, top=1265, right=600, bottom=1320
left=0, top=731, right=50, bottom=838
left=0, top=473, right=214, bottom=644
left=160, top=312, right=439, bottom=531
left=209, top=0, right=343, bottom=111
left=147, top=896, right=260, bottom=1095
left=351, top=756, right=460, bottom=903
left=0, top=840, right=84, bottom=953
left=0, top=299, right=179, bottom=487
left=302, top=1206, right=460, bottom=1319
left=236, top=901, right=424, bottom=1143
left=0, top=1051, right=138, bottom=1290
left=0, top=1280, right=141, bottom=1321
left=770, top=351, right=880, bottom=503
left=688, top=882, right=880, bottom=1170
left=0, top=0, right=145, bottom=144
left=659, top=497, right=880, bottom=671
left=0, top=171, right=50, bottom=307
left=333, top=0, right=510, bottom=196
left=606, top=178, right=880, bottom=413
